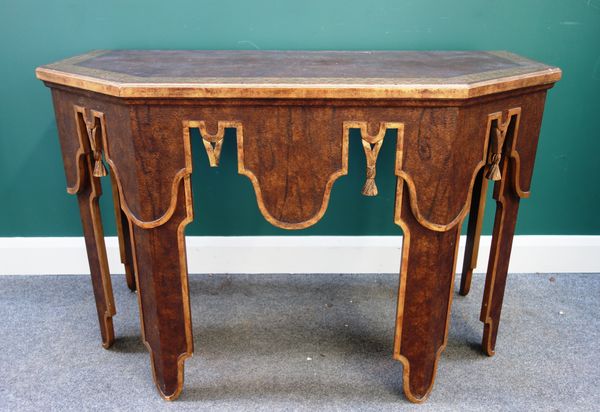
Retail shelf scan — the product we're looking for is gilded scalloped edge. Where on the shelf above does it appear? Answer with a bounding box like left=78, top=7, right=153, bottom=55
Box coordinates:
left=395, top=168, right=485, bottom=232
left=393, top=124, right=487, bottom=232
left=240, top=121, right=348, bottom=229
left=73, top=105, right=192, bottom=229
left=392, top=107, right=525, bottom=232
left=101, top=111, right=192, bottom=229
left=72, top=103, right=525, bottom=230
left=242, top=121, right=405, bottom=229
left=184, top=120, right=406, bottom=230
left=184, top=120, right=349, bottom=230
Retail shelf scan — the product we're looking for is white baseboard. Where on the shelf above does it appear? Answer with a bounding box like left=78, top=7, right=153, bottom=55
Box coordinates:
left=0, top=236, right=598, bottom=275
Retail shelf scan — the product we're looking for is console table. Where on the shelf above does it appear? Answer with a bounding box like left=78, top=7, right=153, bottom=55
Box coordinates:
left=36, top=50, right=561, bottom=403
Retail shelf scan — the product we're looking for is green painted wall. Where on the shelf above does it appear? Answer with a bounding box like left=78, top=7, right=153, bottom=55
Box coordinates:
left=0, top=0, right=598, bottom=236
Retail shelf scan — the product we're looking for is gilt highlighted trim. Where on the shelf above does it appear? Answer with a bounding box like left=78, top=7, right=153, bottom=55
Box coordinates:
left=344, top=121, right=402, bottom=197
left=485, top=111, right=519, bottom=182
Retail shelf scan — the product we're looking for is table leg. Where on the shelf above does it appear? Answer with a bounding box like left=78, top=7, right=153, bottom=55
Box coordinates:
left=480, top=155, right=520, bottom=356
left=76, top=153, right=116, bottom=349
left=128, top=179, right=194, bottom=400
left=393, top=181, right=462, bottom=403
left=109, top=173, right=136, bottom=291
left=459, top=168, right=488, bottom=296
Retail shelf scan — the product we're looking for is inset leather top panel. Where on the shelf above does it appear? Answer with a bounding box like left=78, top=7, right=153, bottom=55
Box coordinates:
left=36, top=50, right=561, bottom=99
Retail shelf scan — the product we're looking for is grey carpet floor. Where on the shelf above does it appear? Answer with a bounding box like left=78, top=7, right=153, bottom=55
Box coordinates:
left=0, top=273, right=599, bottom=412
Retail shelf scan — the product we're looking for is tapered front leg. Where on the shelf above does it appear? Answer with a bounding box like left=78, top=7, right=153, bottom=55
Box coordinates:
left=76, top=163, right=116, bottom=348
left=480, top=182, right=519, bottom=356
left=128, top=179, right=194, bottom=400
left=459, top=168, right=488, bottom=296
left=393, top=181, right=462, bottom=403
left=478, top=106, right=537, bottom=357
left=480, top=151, right=520, bottom=356
left=55, top=104, right=116, bottom=349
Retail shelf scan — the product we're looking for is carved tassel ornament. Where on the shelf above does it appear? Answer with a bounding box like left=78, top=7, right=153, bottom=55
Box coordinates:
left=343, top=121, right=403, bottom=197
left=92, top=156, right=108, bottom=177
left=485, top=112, right=517, bottom=182
left=361, top=140, right=384, bottom=196
left=86, top=124, right=108, bottom=178
left=485, top=127, right=504, bottom=181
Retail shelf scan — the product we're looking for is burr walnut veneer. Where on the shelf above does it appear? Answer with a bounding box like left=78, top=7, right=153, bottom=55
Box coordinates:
left=36, top=50, right=561, bottom=403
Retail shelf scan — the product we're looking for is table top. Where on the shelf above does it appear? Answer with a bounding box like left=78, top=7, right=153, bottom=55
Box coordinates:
left=36, top=50, right=561, bottom=99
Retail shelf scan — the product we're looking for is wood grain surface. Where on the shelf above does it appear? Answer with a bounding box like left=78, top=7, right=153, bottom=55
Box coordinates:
left=40, top=50, right=559, bottom=404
